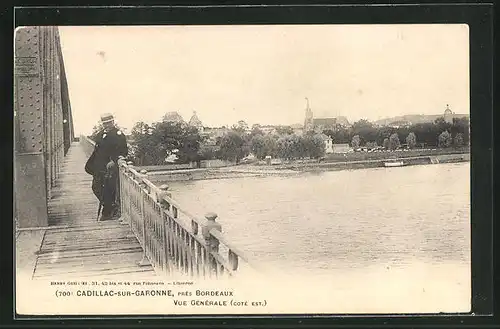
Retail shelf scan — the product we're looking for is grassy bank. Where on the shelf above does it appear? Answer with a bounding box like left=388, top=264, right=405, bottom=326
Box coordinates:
left=319, top=147, right=468, bottom=163
left=146, top=152, right=469, bottom=183
left=279, top=153, right=469, bottom=172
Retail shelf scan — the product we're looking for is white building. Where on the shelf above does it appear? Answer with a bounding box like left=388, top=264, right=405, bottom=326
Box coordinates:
left=324, top=136, right=334, bottom=154
left=318, top=133, right=334, bottom=154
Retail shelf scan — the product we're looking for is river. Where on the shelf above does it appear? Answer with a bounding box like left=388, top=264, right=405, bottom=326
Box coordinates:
left=161, top=162, right=470, bottom=313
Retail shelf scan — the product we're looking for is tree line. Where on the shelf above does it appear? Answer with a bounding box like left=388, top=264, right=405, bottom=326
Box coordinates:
left=220, top=129, right=327, bottom=163
left=323, top=117, right=470, bottom=150
left=124, top=121, right=328, bottom=166
left=92, top=116, right=470, bottom=166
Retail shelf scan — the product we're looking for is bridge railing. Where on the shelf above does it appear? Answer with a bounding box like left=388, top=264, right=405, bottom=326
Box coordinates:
left=80, top=134, right=96, bottom=157
left=80, top=135, right=256, bottom=279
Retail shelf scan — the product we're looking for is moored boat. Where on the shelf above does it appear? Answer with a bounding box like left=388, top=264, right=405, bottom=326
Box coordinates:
left=384, top=161, right=404, bottom=167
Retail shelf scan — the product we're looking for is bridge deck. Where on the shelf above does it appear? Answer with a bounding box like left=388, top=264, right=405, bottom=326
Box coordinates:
left=31, top=142, right=157, bottom=280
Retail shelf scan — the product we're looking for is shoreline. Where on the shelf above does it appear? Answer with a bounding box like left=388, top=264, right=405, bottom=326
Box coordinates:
left=145, top=153, right=470, bottom=182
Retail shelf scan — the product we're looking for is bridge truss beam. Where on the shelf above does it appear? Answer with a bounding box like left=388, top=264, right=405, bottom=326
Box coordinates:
left=14, top=26, right=74, bottom=228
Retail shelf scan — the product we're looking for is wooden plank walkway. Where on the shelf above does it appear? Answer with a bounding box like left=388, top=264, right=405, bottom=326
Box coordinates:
left=32, top=142, right=157, bottom=280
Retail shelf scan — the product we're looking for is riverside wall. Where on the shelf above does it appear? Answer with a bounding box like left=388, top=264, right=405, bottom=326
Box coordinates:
left=143, top=153, right=470, bottom=182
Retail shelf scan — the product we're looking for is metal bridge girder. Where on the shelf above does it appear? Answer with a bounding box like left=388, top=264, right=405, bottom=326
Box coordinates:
left=14, top=26, right=74, bottom=228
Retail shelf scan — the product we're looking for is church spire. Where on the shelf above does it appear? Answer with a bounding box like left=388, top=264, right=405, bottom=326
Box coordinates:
left=304, top=97, right=313, bottom=131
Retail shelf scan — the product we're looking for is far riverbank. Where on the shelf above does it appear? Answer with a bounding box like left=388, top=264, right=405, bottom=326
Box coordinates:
left=144, top=153, right=470, bottom=183
left=275, top=152, right=469, bottom=172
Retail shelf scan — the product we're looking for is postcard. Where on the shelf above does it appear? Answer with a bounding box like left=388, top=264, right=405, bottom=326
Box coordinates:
left=14, top=23, right=471, bottom=316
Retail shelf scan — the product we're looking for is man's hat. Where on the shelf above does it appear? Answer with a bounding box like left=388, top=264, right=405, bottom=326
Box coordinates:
left=100, top=113, right=114, bottom=123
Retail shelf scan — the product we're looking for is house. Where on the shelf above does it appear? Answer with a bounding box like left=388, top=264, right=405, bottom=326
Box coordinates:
left=303, top=100, right=350, bottom=133
left=260, top=125, right=278, bottom=135
left=388, top=120, right=411, bottom=129
left=312, top=118, right=338, bottom=134
left=290, top=123, right=304, bottom=136
left=317, top=133, right=334, bottom=154
left=162, top=111, right=185, bottom=124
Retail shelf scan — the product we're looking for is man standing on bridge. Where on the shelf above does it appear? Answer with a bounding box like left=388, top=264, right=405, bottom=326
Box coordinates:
left=85, top=113, right=128, bottom=221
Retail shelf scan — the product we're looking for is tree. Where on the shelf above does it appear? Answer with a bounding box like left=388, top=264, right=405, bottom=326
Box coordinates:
left=198, top=143, right=216, bottom=160
left=275, top=126, right=294, bottom=135
left=434, top=117, right=452, bottom=132
left=352, top=119, right=377, bottom=145
left=376, top=126, right=394, bottom=146
left=250, top=134, right=278, bottom=160
left=322, top=129, right=335, bottom=139
left=351, top=119, right=373, bottom=132
left=306, top=134, right=326, bottom=159
left=332, top=125, right=351, bottom=144
left=453, top=132, right=464, bottom=148
left=231, top=120, right=249, bottom=134
left=250, top=135, right=266, bottom=159
left=177, top=125, right=202, bottom=164
left=389, top=133, right=400, bottom=150
left=129, top=121, right=202, bottom=166
left=237, top=120, right=249, bottom=131
left=249, top=126, right=264, bottom=139
left=410, top=122, right=441, bottom=147
left=452, top=117, right=470, bottom=145
left=351, top=135, right=361, bottom=149
left=438, top=130, right=452, bottom=148
left=90, top=123, right=103, bottom=140
left=153, top=121, right=188, bottom=165
left=406, top=132, right=417, bottom=149
left=130, top=122, right=164, bottom=165
left=277, top=134, right=302, bottom=160
left=383, top=138, right=390, bottom=150
left=218, top=131, right=247, bottom=163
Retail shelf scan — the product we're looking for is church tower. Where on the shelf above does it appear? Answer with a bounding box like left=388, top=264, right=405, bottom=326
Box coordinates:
left=304, top=97, right=314, bottom=131
left=188, top=110, right=204, bottom=133
left=444, top=104, right=454, bottom=124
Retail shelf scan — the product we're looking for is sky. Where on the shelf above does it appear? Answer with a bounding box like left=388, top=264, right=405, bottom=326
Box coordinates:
left=58, top=24, right=469, bottom=135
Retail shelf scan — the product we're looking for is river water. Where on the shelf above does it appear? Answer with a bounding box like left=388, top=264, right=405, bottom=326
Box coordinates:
left=161, top=163, right=471, bottom=313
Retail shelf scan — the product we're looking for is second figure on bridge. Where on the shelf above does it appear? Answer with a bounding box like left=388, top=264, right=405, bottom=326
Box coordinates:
left=85, top=113, right=128, bottom=221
